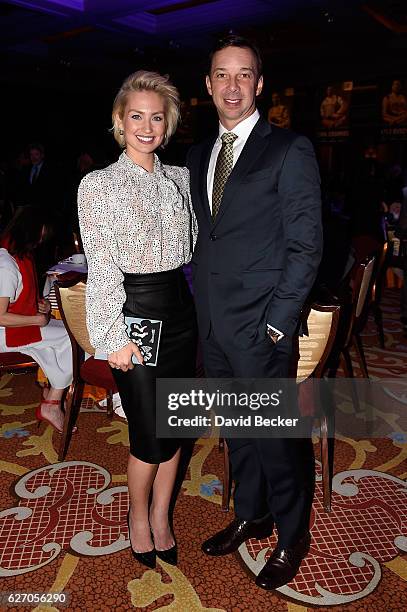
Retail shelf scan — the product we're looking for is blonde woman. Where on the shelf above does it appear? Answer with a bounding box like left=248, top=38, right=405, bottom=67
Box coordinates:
left=78, top=71, right=197, bottom=569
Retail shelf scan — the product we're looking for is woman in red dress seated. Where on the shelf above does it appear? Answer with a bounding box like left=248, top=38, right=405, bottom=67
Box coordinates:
left=0, top=206, right=73, bottom=432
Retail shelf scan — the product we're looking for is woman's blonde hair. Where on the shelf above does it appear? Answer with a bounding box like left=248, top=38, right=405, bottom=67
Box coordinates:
left=112, top=70, right=180, bottom=148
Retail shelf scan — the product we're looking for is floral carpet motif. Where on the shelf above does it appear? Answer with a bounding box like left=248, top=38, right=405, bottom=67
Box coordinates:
left=240, top=466, right=407, bottom=606
left=0, top=288, right=406, bottom=611
left=0, top=462, right=130, bottom=576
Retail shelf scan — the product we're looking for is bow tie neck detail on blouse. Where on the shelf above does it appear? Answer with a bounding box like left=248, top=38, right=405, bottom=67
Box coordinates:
left=118, top=152, right=185, bottom=214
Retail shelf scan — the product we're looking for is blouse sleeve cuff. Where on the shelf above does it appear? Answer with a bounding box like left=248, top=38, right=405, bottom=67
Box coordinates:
left=97, top=331, right=130, bottom=355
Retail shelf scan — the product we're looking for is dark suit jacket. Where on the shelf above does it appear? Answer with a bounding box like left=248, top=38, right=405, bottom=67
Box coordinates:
left=187, top=117, right=323, bottom=350
left=19, top=161, right=58, bottom=209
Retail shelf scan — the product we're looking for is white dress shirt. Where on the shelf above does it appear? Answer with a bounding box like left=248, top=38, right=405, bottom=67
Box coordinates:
left=30, top=160, right=43, bottom=184
left=207, top=109, right=260, bottom=207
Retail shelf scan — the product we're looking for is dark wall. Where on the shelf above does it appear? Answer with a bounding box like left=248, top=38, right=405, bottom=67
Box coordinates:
left=1, top=17, right=407, bottom=167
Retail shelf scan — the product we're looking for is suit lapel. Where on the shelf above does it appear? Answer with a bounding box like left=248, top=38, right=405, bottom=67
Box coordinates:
left=198, top=136, right=216, bottom=224
left=214, top=117, right=272, bottom=226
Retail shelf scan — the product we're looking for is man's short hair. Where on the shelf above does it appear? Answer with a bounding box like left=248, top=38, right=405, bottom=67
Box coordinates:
left=28, top=142, right=45, bottom=155
left=208, top=35, right=263, bottom=80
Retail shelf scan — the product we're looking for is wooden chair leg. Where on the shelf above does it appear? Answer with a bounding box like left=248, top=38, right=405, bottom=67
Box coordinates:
left=58, top=380, right=83, bottom=461
left=106, top=390, right=114, bottom=419
left=319, top=410, right=335, bottom=513
left=353, top=334, right=369, bottom=378
left=373, top=304, right=385, bottom=349
left=222, top=440, right=231, bottom=512
left=341, top=348, right=361, bottom=412
left=320, top=415, right=331, bottom=512
left=341, top=347, right=353, bottom=378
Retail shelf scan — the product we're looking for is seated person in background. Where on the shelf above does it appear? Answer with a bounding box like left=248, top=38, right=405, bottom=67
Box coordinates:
left=267, top=92, right=291, bottom=129
left=396, top=178, right=407, bottom=335
left=347, top=147, right=386, bottom=252
left=320, top=86, right=348, bottom=129
left=0, top=206, right=73, bottom=432
left=315, top=197, right=354, bottom=297
left=382, top=80, right=407, bottom=126
left=64, top=150, right=96, bottom=235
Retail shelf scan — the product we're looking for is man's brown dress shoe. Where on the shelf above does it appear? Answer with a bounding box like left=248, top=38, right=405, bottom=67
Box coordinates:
left=255, top=532, right=311, bottom=590
left=201, top=517, right=274, bottom=556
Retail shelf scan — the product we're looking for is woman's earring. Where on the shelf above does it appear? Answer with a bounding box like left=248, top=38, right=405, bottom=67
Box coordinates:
left=119, top=129, right=124, bottom=136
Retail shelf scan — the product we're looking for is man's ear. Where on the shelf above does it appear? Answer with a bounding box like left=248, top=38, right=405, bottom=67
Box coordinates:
left=256, top=75, right=264, bottom=97
left=206, top=75, right=213, bottom=96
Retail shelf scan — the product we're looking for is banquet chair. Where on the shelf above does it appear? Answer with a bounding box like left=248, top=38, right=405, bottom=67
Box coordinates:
left=0, top=352, right=38, bottom=376
left=336, top=255, right=376, bottom=380
left=220, top=302, right=340, bottom=514
left=55, top=274, right=118, bottom=461
left=370, top=242, right=389, bottom=349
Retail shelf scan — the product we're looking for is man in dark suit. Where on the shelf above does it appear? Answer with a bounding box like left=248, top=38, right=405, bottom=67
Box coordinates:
left=18, top=143, right=66, bottom=286
left=21, top=143, right=57, bottom=210
left=187, top=36, right=322, bottom=590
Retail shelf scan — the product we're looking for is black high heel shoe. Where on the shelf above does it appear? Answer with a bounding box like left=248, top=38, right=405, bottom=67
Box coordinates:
left=152, top=529, right=178, bottom=566
left=127, top=511, right=156, bottom=569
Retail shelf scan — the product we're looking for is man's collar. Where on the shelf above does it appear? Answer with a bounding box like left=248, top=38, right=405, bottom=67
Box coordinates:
left=218, top=109, right=260, bottom=139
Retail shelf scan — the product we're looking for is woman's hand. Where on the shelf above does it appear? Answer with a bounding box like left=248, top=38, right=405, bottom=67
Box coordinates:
left=35, top=313, right=50, bottom=327
left=108, top=342, right=144, bottom=372
left=0, top=296, right=50, bottom=328
left=37, top=299, right=51, bottom=314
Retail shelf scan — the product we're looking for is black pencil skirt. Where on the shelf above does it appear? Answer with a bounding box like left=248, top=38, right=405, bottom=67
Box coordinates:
left=112, top=267, right=197, bottom=463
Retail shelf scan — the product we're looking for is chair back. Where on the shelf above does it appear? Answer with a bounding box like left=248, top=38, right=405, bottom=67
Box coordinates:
left=54, top=275, right=95, bottom=356
left=371, top=241, right=388, bottom=305
left=297, top=303, right=340, bottom=383
left=337, top=255, right=375, bottom=348
left=355, top=256, right=375, bottom=319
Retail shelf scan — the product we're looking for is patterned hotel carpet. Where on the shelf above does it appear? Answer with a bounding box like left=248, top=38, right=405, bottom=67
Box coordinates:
left=0, top=288, right=406, bottom=612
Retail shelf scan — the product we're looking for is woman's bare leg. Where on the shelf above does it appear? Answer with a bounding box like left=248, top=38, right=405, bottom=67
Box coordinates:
left=149, top=449, right=181, bottom=550
left=127, top=454, right=158, bottom=552
left=39, top=387, right=65, bottom=431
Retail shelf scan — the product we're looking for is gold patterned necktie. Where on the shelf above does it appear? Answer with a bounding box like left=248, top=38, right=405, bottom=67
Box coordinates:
left=212, top=132, right=238, bottom=220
